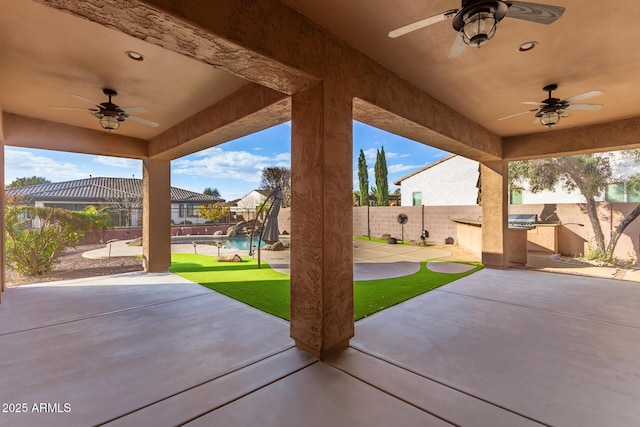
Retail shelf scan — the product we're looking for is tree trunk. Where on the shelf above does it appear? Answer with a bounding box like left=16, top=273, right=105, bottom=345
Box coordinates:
left=585, top=197, right=606, bottom=252
left=606, top=203, right=640, bottom=257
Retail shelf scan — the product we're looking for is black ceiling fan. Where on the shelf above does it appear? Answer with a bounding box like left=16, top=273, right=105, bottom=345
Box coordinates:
left=388, top=1, right=565, bottom=58
left=498, top=84, right=604, bottom=128
left=52, top=88, right=159, bottom=132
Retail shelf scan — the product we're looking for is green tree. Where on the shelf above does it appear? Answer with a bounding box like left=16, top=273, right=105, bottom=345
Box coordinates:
left=5, top=206, right=89, bottom=276
left=203, top=187, right=221, bottom=198
left=374, top=146, right=389, bottom=206
left=198, top=202, right=230, bottom=223
left=509, top=151, right=640, bottom=261
left=6, top=176, right=51, bottom=189
left=353, top=191, right=360, bottom=207
left=357, top=149, right=369, bottom=206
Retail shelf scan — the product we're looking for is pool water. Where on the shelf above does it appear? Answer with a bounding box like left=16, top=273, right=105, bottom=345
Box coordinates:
left=204, top=237, right=266, bottom=251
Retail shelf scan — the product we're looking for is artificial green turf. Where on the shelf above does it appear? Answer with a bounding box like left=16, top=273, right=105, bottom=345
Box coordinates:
left=170, top=254, right=291, bottom=320
left=170, top=254, right=482, bottom=321
left=353, top=260, right=482, bottom=319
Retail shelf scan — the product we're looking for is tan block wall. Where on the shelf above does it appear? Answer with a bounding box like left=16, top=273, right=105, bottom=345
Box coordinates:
left=353, top=205, right=482, bottom=244
left=280, top=202, right=640, bottom=263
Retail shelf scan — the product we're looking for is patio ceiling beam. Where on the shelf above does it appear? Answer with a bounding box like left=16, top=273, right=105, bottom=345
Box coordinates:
left=503, top=116, right=640, bottom=161
left=34, top=0, right=319, bottom=96
left=37, top=0, right=501, bottom=161
left=354, top=99, right=501, bottom=162
left=2, top=112, right=148, bottom=159
left=148, top=83, right=290, bottom=160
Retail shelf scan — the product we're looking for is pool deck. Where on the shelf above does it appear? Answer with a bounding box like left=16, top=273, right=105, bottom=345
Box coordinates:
left=84, top=238, right=640, bottom=282
left=83, top=238, right=474, bottom=281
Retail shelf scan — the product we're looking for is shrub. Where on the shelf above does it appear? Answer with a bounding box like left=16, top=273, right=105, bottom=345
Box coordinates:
left=83, top=205, right=112, bottom=243
left=5, top=206, right=89, bottom=276
left=585, top=238, right=616, bottom=264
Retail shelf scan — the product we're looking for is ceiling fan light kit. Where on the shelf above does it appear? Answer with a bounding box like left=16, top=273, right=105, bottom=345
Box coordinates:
left=99, top=115, right=120, bottom=132
left=540, top=110, right=560, bottom=127
left=455, top=2, right=507, bottom=47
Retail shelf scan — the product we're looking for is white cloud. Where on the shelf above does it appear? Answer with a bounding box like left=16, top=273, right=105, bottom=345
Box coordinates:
left=361, top=148, right=378, bottom=163
left=173, top=146, right=290, bottom=183
left=4, top=149, right=90, bottom=183
left=93, top=156, right=140, bottom=169
left=388, top=164, right=421, bottom=174
left=358, top=147, right=408, bottom=164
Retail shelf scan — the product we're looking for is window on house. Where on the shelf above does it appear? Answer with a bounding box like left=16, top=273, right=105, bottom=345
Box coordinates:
left=606, top=183, right=625, bottom=202
left=510, top=188, right=523, bottom=204
left=627, top=185, right=640, bottom=203
left=179, top=204, right=185, bottom=217
left=187, top=205, right=198, bottom=217
left=412, top=192, right=422, bottom=206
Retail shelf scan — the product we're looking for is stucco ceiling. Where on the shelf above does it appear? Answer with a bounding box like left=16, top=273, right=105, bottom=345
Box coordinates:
left=0, top=0, right=248, bottom=140
left=282, top=0, right=640, bottom=137
left=0, top=0, right=639, bottom=144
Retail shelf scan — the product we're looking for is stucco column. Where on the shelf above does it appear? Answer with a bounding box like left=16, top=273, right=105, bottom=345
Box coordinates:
left=290, top=82, right=354, bottom=359
left=142, top=158, right=171, bottom=272
left=480, top=160, right=508, bottom=268
left=1, top=107, right=5, bottom=301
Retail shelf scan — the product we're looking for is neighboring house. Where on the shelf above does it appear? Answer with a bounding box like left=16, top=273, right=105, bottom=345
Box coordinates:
left=230, top=189, right=271, bottom=221
left=394, top=155, right=480, bottom=206
left=395, top=153, right=639, bottom=206
left=6, top=177, right=222, bottom=226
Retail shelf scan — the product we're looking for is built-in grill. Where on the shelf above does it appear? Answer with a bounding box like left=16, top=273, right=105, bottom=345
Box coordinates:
left=508, top=214, right=537, bottom=230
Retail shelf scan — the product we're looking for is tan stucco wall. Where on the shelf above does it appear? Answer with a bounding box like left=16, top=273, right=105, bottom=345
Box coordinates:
left=526, top=225, right=560, bottom=253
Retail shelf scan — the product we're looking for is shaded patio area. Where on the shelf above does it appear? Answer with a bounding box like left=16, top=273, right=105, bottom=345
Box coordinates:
left=1, top=267, right=639, bottom=426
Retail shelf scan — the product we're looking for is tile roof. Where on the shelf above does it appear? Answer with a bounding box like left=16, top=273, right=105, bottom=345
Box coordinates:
left=6, top=177, right=222, bottom=204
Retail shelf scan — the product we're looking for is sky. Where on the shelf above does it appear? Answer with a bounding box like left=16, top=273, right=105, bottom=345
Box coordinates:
left=4, top=121, right=450, bottom=201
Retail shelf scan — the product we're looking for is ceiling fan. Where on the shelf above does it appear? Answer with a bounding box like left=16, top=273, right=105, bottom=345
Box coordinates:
left=498, top=84, right=604, bottom=128
left=388, top=1, right=565, bottom=58
left=52, top=88, right=159, bottom=132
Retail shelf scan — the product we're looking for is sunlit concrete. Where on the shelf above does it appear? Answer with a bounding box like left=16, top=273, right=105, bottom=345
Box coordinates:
left=1, top=268, right=639, bottom=426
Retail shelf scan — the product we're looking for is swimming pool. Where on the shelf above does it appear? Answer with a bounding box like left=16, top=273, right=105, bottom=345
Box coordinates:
left=171, top=235, right=265, bottom=251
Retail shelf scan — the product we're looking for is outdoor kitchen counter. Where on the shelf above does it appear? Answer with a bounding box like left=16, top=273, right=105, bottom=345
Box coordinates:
left=452, top=219, right=528, bottom=266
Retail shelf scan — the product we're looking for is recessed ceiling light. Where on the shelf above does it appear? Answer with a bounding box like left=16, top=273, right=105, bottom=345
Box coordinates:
left=518, top=41, right=538, bottom=52
left=126, top=51, right=144, bottom=61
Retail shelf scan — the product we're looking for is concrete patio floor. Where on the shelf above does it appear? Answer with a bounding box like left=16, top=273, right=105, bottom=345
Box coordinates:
left=1, top=265, right=639, bottom=426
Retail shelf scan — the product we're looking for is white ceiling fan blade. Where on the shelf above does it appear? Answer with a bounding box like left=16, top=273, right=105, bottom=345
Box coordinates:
left=52, top=106, right=97, bottom=111
left=122, top=106, right=150, bottom=114
left=522, top=101, right=548, bottom=106
left=388, top=9, right=458, bottom=38
left=562, top=90, right=603, bottom=103
left=69, top=93, right=102, bottom=108
left=566, top=103, right=603, bottom=111
left=505, top=2, right=565, bottom=25
left=127, top=115, right=159, bottom=128
left=498, top=109, right=538, bottom=121
left=448, top=33, right=468, bottom=58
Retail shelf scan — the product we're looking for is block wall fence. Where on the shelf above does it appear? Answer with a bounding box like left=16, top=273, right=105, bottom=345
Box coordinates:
left=279, top=203, right=640, bottom=263
left=77, top=203, right=639, bottom=263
